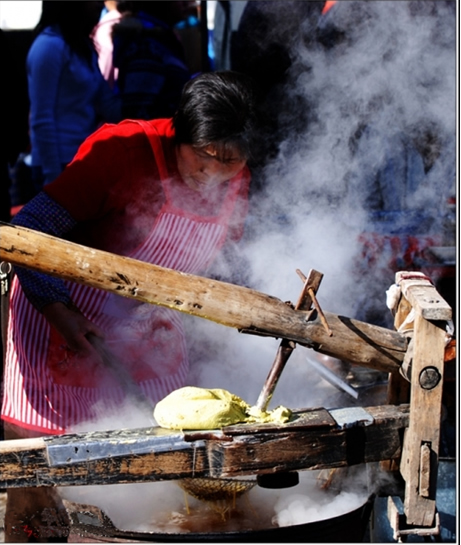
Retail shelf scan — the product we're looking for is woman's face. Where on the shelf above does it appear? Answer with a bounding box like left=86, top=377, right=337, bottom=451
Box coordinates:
left=176, top=144, right=247, bottom=192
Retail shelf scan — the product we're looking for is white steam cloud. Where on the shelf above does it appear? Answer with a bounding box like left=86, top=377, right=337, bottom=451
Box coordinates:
left=60, top=464, right=387, bottom=534
left=240, top=0, right=455, bottom=315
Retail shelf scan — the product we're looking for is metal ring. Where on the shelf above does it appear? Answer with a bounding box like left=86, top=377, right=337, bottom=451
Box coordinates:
left=0, top=261, right=12, bottom=275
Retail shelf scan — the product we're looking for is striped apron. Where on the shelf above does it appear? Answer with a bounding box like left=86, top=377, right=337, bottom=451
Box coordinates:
left=2, top=120, right=244, bottom=434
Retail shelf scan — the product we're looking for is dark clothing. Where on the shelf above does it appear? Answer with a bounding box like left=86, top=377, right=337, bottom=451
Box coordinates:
left=0, top=29, right=12, bottom=222
left=231, top=1, right=324, bottom=170
left=113, top=10, right=191, bottom=120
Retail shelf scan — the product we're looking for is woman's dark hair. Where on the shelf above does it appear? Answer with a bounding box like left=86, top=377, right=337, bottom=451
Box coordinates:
left=34, top=1, right=103, bottom=64
left=173, top=71, right=260, bottom=162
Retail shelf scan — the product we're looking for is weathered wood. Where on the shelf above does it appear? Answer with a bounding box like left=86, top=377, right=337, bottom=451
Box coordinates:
left=395, top=271, right=452, bottom=322
left=0, top=405, right=410, bottom=489
left=0, top=223, right=407, bottom=371
left=400, top=314, right=445, bottom=527
left=387, top=370, right=410, bottom=406
left=255, top=269, right=322, bottom=411
left=387, top=497, right=441, bottom=541
left=387, top=272, right=451, bottom=529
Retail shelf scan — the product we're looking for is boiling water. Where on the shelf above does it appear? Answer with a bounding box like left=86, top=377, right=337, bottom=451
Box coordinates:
left=60, top=466, right=372, bottom=535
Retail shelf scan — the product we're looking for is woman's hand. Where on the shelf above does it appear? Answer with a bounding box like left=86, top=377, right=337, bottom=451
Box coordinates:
left=42, top=301, right=105, bottom=358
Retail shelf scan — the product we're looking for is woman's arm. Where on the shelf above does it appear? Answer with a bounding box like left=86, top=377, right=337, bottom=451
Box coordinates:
left=12, top=192, right=77, bottom=310
left=12, top=192, right=106, bottom=354
left=11, top=192, right=106, bottom=355
left=12, top=123, right=145, bottom=353
left=43, top=302, right=105, bottom=356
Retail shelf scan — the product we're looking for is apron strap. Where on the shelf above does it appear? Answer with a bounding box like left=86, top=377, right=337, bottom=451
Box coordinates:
left=132, top=119, right=170, bottom=181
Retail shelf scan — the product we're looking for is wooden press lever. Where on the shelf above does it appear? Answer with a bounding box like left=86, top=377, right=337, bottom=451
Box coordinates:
left=255, top=269, right=332, bottom=411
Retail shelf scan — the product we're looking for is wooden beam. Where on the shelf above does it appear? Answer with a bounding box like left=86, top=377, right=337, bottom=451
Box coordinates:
left=0, top=224, right=407, bottom=372
left=0, top=405, right=409, bottom=489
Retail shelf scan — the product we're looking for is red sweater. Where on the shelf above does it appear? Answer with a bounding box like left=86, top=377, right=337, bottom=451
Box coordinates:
left=45, top=118, right=251, bottom=256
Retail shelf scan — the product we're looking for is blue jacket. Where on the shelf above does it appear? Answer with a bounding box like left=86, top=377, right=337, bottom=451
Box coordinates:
left=27, top=25, right=121, bottom=184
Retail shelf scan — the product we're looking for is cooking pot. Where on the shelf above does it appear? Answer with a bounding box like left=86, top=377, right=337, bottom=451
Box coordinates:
left=65, top=493, right=375, bottom=543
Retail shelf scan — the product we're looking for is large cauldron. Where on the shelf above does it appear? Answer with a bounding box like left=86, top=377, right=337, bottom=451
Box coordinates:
left=65, top=494, right=375, bottom=543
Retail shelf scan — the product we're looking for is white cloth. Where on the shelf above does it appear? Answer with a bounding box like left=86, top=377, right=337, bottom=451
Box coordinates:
left=92, top=8, right=122, bottom=87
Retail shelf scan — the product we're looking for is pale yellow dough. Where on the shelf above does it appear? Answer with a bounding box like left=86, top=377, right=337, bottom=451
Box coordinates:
left=153, top=386, right=292, bottom=430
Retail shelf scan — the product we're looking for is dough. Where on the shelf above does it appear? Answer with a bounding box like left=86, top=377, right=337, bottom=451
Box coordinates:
left=154, top=386, right=292, bottom=430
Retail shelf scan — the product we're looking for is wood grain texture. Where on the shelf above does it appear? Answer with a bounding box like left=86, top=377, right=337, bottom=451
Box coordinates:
left=0, top=224, right=407, bottom=371
left=0, top=405, right=410, bottom=489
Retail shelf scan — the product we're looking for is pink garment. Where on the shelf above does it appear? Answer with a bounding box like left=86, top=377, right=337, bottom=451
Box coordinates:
left=92, top=8, right=121, bottom=87
left=2, top=120, right=245, bottom=434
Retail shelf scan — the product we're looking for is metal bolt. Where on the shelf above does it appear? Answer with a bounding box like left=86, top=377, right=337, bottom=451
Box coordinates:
left=419, top=367, right=441, bottom=390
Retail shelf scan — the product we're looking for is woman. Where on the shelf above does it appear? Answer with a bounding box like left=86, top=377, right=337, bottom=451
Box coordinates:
left=27, top=1, right=121, bottom=191
left=2, top=71, right=259, bottom=541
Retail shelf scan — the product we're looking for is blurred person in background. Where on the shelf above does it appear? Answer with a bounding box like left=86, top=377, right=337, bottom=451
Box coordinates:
left=26, top=1, right=121, bottom=192
left=212, top=1, right=247, bottom=71
left=112, top=1, right=192, bottom=120
left=92, top=0, right=124, bottom=88
left=349, top=117, right=456, bottom=328
left=231, top=1, right=324, bottom=187
left=322, top=0, right=457, bottom=327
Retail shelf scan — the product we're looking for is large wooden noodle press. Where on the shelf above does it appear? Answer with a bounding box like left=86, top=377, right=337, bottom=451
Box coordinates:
left=0, top=224, right=454, bottom=538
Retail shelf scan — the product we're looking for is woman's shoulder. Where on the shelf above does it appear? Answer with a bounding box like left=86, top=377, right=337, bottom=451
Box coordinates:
left=145, top=118, right=175, bottom=135
left=83, top=120, right=156, bottom=151
left=80, top=119, right=174, bottom=157
left=28, top=26, right=67, bottom=58
left=99, top=117, right=171, bottom=131
left=115, top=118, right=175, bottom=142
left=33, top=25, right=65, bottom=45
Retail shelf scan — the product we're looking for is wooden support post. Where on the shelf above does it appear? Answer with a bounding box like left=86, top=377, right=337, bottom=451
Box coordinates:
left=394, top=272, right=451, bottom=528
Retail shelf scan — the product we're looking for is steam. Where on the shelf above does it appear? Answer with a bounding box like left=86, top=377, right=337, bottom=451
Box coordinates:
left=60, top=0, right=455, bottom=534
left=273, top=490, right=363, bottom=527
left=69, top=398, right=155, bottom=433
left=60, top=465, right=386, bottom=533
left=240, top=0, right=455, bottom=317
